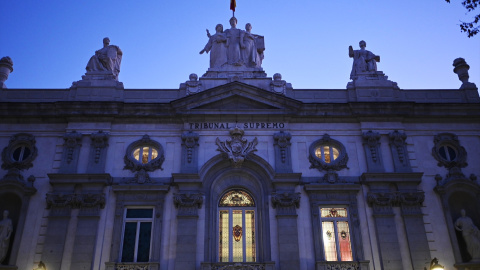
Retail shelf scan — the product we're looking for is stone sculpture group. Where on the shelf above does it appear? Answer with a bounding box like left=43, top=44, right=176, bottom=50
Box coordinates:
left=200, top=17, right=264, bottom=69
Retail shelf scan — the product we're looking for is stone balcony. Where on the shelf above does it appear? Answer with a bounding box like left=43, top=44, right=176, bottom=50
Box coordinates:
left=201, top=262, right=276, bottom=270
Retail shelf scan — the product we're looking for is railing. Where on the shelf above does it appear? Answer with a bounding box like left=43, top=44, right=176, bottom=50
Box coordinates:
left=201, top=262, right=275, bottom=270
left=105, top=262, right=159, bottom=270
left=316, top=261, right=370, bottom=270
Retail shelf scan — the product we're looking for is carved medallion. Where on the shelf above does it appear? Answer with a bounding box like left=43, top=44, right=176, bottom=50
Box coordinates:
left=216, top=127, right=258, bottom=167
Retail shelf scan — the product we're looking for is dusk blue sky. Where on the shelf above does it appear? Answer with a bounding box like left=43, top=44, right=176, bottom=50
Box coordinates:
left=1, top=0, right=479, bottom=90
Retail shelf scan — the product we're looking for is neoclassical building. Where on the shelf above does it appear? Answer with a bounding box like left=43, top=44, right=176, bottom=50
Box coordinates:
left=0, top=20, right=479, bottom=270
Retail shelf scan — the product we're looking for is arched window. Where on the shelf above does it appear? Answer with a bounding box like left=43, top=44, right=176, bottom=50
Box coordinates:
left=218, top=189, right=256, bottom=262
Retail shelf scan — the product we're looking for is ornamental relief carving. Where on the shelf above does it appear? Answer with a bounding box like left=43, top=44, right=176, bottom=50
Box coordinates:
left=46, top=193, right=106, bottom=209
left=367, top=191, right=425, bottom=207
left=1, top=133, right=38, bottom=171
left=173, top=193, right=204, bottom=209
left=63, top=131, right=82, bottom=164
left=362, top=130, right=381, bottom=163
left=90, top=131, right=109, bottom=164
left=271, top=192, right=301, bottom=209
left=182, top=131, right=199, bottom=164
left=216, top=127, right=258, bottom=168
left=273, top=131, right=291, bottom=164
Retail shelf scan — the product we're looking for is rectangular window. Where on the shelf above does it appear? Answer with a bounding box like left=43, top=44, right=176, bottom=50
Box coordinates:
left=320, top=207, right=353, bottom=261
left=121, top=208, right=154, bottom=262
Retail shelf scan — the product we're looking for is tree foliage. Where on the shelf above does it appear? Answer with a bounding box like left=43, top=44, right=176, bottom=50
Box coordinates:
left=445, top=0, right=480, bottom=37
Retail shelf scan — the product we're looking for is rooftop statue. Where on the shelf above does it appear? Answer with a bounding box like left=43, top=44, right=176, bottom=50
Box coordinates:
left=241, top=23, right=264, bottom=68
left=86, top=37, right=123, bottom=80
left=455, top=209, right=480, bottom=261
left=200, top=24, right=228, bottom=68
left=349, top=40, right=380, bottom=80
left=225, top=17, right=244, bottom=66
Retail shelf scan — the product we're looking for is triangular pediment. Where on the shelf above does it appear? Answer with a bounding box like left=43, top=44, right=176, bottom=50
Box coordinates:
left=171, top=81, right=302, bottom=114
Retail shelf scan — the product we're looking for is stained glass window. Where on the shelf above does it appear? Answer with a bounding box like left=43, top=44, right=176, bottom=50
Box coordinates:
left=219, top=190, right=255, bottom=207
left=218, top=190, right=256, bottom=262
left=320, top=207, right=353, bottom=261
left=121, top=208, right=153, bottom=262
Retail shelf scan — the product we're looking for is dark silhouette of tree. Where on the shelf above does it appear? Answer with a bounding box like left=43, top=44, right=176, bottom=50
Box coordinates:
left=445, top=0, right=480, bottom=37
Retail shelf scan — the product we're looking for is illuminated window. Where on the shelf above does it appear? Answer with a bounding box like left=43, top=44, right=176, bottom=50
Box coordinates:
left=315, top=145, right=340, bottom=164
left=121, top=208, right=153, bottom=262
left=320, top=207, right=353, bottom=261
left=218, top=190, right=256, bottom=262
left=133, top=146, right=159, bottom=164
left=308, top=134, right=348, bottom=173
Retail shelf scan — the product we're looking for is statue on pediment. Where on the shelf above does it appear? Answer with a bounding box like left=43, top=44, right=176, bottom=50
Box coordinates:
left=225, top=17, right=244, bottom=66
left=349, top=40, right=380, bottom=80
left=86, top=37, right=123, bottom=79
left=241, top=23, right=263, bottom=68
left=200, top=24, right=228, bottom=68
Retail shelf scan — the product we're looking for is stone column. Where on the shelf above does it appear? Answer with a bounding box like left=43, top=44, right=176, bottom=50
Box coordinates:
left=69, top=193, right=106, bottom=270
left=398, top=191, right=431, bottom=270
left=42, top=194, right=73, bottom=270
left=271, top=192, right=301, bottom=270
left=173, top=193, right=203, bottom=270
left=367, top=192, right=404, bottom=270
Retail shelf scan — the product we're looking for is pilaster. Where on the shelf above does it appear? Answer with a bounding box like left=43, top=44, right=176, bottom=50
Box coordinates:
left=271, top=192, right=301, bottom=270
left=173, top=193, right=203, bottom=270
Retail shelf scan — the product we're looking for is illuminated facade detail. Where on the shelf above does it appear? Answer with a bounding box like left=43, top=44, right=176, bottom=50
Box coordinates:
left=320, top=208, right=353, bottom=262
left=218, top=190, right=256, bottom=262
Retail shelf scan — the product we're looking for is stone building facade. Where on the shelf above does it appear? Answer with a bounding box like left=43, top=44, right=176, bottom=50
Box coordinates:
left=0, top=33, right=479, bottom=270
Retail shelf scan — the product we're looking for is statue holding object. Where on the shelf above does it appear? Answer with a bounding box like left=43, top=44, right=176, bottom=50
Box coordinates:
left=200, top=24, right=228, bottom=68
left=349, top=40, right=380, bottom=80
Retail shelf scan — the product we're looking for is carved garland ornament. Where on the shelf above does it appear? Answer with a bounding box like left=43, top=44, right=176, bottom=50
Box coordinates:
left=216, top=127, right=258, bottom=168
left=46, top=193, right=106, bottom=209
left=362, top=130, right=381, bottom=162
left=271, top=192, right=301, bottom=209
left=90, top=131, right=109, bottom=164
left=274, top=131, right=291, bottom=164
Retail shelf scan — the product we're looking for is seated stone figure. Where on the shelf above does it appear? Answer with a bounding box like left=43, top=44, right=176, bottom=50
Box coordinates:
left=349, top=40, right=380, bottom=80
left=86, top=37, right=123, bottom=79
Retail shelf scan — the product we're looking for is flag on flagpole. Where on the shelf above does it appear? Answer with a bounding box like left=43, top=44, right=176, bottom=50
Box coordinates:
left=230, top=0, right=236, bottom=12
